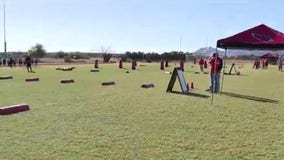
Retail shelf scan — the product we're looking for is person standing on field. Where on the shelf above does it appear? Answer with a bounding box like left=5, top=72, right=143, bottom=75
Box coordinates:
left=199, top=58, right=205, bottom=72
left=208, top=53, right=223, bottom=93
left=25, top=55, right=33, bottom=72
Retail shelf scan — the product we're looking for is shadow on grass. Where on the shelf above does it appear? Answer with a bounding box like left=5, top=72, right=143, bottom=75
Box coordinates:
left=168, top=91, right=210, bottom=99
left=223, top=73, right=248, bottom=76
left=220, top=92, right=279, bottom=104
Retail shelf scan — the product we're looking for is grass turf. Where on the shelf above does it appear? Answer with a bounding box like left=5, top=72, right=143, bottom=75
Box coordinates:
left=0, top=62, right=284, bottom=160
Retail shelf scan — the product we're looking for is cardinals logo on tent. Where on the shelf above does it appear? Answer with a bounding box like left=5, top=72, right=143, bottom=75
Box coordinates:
left=251, top=33, right=273, bottom=42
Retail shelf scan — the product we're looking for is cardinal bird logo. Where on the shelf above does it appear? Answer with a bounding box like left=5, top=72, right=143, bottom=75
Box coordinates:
left=252, top=33, right=273, bottom=41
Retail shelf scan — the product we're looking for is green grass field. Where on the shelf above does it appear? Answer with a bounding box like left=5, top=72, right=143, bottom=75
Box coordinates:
left=0, top=62, right=284, bottom=160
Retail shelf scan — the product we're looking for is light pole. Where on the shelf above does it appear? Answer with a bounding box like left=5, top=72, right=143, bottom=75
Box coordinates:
left=179, top=35, right=182, bottom=53
left=3, top=0, right=7, bottom=55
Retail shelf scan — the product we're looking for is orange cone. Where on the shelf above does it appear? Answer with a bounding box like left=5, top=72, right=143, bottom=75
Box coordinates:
left=186, top=83, right=190, bottom=90
left=190, top=82, right=194, bottom=89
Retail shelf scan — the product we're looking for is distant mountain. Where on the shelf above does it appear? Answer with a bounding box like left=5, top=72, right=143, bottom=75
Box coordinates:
left=193, top=47, right=224, bottom=56
left=194, top=46, right=284, bottom=57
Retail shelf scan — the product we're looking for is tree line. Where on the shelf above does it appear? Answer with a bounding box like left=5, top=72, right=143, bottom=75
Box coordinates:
left=1, top=43, right=193, bottom=63
left=2, top=43, right=258, bottom=63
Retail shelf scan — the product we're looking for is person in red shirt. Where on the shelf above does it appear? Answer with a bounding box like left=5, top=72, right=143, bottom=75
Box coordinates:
left=262, top=59, right=265, bottom=69
left=180, top=59, right=184, bottom=71
left=204, top=60, right=207, bottom=69
left=199, top=58, right=205, bottom=72
left=264, top=59, right=268, bottom=69
left=208, top=53, right=223, bottom=93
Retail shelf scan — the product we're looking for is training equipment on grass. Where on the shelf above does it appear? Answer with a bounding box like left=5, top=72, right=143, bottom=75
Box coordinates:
left=160, top=60, right=165, bottom=70
left=190, top=82, right=194, bottom=89
left=119, top=60, right=123, bottom=69
left=187, top=82, right=194, bottom=90
left=141, top=83, right=154, bottom=88
left=132, top=60, right=137, bottom=70
left=94, top=59, right=99, bottom=68
left=90, top=69, right=100, bottom=72
left=194, top=72, right=200, bottom=74
left=224, top=63, right=240, bottom=75
left=101, top=81, right=115, bottom=86
left=164, top=71, right=172, bottom=74
left=56, top=67, right=74, bottom=71
left=0, top=104, right=30, bottom=115
left=62, top=67, right=73, bottom=71
left=0, top=75, right=13, bottom=80
left=166, top=67, right=188, bottom=93
left=203, top=72, right=209, bottom=74
left=165, top=60, right=169, bottom=67
left=25, top=77, right=39, bottom=82
left=61, top=79, right=75, bottom=84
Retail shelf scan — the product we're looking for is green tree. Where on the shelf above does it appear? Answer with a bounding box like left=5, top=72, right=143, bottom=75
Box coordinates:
left=28, top=43, right=46, bottom=58
left=55, top=51, right=67, bottom=58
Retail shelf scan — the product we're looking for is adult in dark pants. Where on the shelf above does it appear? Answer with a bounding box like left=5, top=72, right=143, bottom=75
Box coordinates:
left=18, top=58, right=23, bottom=66
left=8, top=57, right=14, bottom=68
left=25, top=55, right=33, bottom=72
left=13, top=58, right=16, bottom=67
left=3, top=58, right=6, bottom=66
left=208, top=53, right=223, bottom=93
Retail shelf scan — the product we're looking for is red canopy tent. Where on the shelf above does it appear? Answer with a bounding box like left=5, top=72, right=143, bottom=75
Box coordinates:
left=216, top=24, right=284, bottom=94
left=217, top=24, right=284, bottom=50
left=259, top=53, right=279, bottom=59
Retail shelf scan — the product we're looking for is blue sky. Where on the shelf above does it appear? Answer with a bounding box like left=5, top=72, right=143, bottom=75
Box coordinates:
left=1, top=0, right=284, bottom=53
